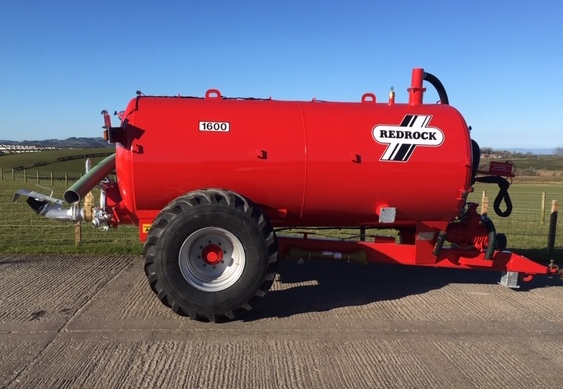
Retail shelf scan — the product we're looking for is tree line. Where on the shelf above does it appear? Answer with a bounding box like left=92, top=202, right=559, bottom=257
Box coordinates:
left=480, top=147, right=562, bottom=159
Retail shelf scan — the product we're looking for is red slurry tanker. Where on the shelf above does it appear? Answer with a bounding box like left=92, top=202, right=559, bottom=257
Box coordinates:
left=16, top=68, right=562, bottom=321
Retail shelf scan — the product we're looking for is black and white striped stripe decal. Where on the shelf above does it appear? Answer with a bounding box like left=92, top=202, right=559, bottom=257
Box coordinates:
left=382, top=115, right=431, bottom=161
left=383, top=142, right=416, bottom=162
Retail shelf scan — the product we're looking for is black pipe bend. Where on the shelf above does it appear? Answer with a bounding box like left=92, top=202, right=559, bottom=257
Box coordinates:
left=423, top=72, right=449, bottom=105
left=473, top=175, right=513, bottom=217
left=482, top=216, right=497, bottom=260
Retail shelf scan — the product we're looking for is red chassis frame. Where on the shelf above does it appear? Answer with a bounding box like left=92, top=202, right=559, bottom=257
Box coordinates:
left=277, top=225, right=560, bottom=288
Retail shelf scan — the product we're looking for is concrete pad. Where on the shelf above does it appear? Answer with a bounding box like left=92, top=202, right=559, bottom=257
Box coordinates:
left=1, top=254, right=562, bottom=388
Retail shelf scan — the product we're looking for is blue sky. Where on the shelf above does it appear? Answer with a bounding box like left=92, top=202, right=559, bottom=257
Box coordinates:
left=1, top=1, right=561, bottom=149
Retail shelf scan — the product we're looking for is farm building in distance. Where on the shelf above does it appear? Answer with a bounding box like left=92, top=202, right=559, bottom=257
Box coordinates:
left=0, top=144, right=59, bottom=154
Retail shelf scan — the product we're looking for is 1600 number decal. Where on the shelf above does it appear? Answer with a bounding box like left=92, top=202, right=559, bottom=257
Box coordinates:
left=199, top=121, right=230, bottom=132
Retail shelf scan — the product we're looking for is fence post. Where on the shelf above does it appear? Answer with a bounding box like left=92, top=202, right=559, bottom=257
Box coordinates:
left=541, top=192, right=546, bottom=224
left=12, top=169, right=15, bottom=181
left=75, top=221, right=82, bottom=246
left=65, top=172, right=68, bottom=187
left=50, top=171, right=54, bottom=186
left=36, top=170, right=40, bottom=184
left=547, top=200, right=559, bottom=255
left=481, top=190, right=488, bottom=215
left=0, top=168, right=3, bottom=181
left=23, top=169, right=27, bottom=183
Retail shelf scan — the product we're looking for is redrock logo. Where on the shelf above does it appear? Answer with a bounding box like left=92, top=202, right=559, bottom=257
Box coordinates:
left=372, top=115, right=444, bottom=162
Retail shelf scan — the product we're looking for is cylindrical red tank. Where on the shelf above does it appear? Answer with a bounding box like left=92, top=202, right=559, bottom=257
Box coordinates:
left=114, top=84, right=473, bottom=228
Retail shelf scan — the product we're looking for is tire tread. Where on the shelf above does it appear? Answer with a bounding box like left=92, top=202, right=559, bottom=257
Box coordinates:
left=144, top=189, right=278, bottom=322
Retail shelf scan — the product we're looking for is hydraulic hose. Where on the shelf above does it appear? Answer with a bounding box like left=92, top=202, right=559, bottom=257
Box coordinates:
left=474, top=175, right=513, bottom=217
left=482, top=216, right=497, bottom=260
left=471, top=140, right=481, bottom=185
left=423, top=72, right=449, bottom=105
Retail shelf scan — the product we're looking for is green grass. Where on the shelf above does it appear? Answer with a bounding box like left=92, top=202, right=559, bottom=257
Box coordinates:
left=0, top=179, right=143, bottom=255
left=510, top=156, right=563, bottom=171
left=0, top=148, right=114, bottom=179
left=469, top=182, right=563, bottom=262
left=481, top=156, right=563, bottom=183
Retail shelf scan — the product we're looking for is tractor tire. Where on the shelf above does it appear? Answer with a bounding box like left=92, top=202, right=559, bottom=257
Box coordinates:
left=144, top=189, right=278, bottom=322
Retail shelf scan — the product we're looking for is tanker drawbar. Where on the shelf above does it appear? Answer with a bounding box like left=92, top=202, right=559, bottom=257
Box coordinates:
left=14, top=68, right=563, bottom=321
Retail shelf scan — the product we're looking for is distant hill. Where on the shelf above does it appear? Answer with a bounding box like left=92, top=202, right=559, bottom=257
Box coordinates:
left=504, top=148, right=554, bottom=155
left=0, top=137, right=111, bottom=149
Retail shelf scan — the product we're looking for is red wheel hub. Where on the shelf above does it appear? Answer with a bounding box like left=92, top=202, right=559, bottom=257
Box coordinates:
left=201, top=244, right=224, bottom=265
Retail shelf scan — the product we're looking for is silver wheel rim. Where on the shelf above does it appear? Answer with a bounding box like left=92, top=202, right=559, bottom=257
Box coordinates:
left=179, top=227, right=246, bottom=292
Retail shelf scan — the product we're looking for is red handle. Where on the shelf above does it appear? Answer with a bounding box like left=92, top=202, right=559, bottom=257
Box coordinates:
left=205, top=89, right=222, bottom=99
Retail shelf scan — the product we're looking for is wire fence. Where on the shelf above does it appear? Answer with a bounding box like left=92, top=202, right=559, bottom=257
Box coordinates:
left=469, top=187, right=563, bottom=254
left=0, top=168, right=116, bottom=186
left=0, top=176, right=139, bottom=253
left=0, top=200, right=141, bottom=252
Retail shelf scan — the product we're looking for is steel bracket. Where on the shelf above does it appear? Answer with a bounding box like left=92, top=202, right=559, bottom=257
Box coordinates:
left=499, top=271, right=520, bottom=288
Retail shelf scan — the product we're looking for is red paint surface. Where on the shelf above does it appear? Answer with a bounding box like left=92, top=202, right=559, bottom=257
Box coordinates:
left=114, top=71, right=472, bottom=229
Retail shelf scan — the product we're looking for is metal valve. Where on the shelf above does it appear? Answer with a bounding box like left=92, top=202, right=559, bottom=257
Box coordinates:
left=548, top=260, right=563, bottom=279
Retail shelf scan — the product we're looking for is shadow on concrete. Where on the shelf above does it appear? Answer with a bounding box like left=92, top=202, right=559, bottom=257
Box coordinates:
left=243, top=258, right=563, bottom=321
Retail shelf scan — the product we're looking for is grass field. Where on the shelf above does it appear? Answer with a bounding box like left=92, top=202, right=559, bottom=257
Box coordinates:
left=0, top=178, right=142, bottom=255
left=469, top=182, right=563, bottom=262
left=0, top=148, right=113, bottom=180
left=488, top=156, right=563, bottom=184
left=1, top=150, right=562, bottom=263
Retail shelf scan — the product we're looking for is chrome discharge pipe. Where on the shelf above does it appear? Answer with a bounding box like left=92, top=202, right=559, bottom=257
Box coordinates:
left=14, top=190, right=86, bottom=223
left=13, top=153, right=116, bottom=228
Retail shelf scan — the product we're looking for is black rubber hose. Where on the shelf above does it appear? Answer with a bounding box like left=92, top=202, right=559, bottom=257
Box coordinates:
left=423, top=72, right=449, bottom=105
left=482, top=217, right=497, bottom=260
left=471, top=140, right=481, bottom=185
left=474, top=175, right=513, bottom=217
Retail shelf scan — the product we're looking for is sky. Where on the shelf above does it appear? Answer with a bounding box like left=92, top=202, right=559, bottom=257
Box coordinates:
left=0, top=1, right=562, bottom=149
